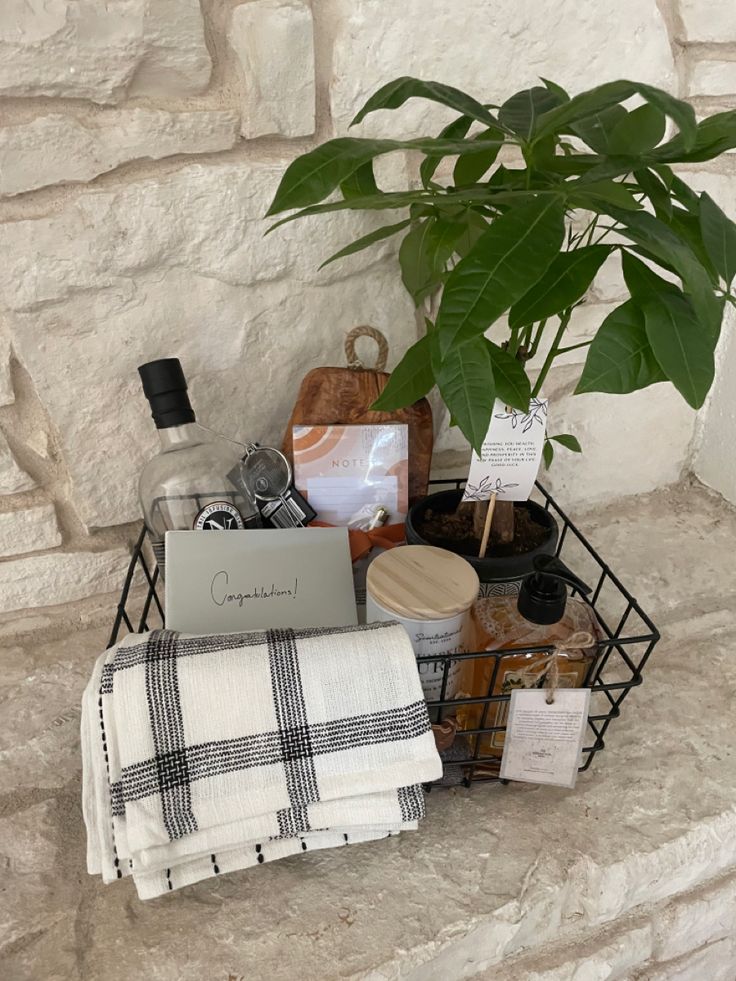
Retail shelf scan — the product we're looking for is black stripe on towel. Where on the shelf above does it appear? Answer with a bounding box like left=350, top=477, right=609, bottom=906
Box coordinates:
left=114, top=701, right=430, bottom=812
left=145, top=630, right=198, bottom=840
left=268, top=628, right=319, bottom=827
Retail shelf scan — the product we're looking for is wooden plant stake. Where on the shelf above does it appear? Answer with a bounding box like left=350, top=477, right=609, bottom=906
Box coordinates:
left=478, top=493, right=497, bottom=558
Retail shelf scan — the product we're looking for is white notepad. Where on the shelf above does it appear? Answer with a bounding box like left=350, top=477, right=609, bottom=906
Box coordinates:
left=304, top=475, right=399, bottom=526
left=164, top=528, right=358, bottom=633
left=292, top=424, right=409, bottom=526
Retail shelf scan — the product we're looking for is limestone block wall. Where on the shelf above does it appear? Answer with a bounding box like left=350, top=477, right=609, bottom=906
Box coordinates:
left=0, top=0, right=734, bottom=620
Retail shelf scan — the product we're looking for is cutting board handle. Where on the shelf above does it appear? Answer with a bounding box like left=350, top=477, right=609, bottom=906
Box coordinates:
left=344, top=325, right=389, bottom=372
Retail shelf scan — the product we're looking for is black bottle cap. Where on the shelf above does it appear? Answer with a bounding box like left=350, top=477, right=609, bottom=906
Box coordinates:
left=517, top=554, right=591, bottom=625
left=138, top=358, right=195, bottom=429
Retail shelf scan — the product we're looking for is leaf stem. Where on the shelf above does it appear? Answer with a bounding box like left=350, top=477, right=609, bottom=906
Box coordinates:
left=528, top=318, right=548, bottom=359
left=557, top=339, right=592, bottom=354
left=532, top=309, right=571, bottom=397
left=569, top=213, right=597, bottom=248
left=584, top=214, right=600, bottom=246
left=520, top=323, right=534, bottom=351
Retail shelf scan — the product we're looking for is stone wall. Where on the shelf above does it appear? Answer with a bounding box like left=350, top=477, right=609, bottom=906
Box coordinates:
left=0, top=0, right=735, bottom=621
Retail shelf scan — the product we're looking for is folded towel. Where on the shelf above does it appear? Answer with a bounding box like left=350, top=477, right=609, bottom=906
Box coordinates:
left=82, top=622, right=441, bottom=898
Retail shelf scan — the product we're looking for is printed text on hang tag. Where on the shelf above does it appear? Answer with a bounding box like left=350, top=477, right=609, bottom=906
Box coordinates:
left=462, top=398, right=548, bottom=503
left=499, top=687, right=590, bottom=789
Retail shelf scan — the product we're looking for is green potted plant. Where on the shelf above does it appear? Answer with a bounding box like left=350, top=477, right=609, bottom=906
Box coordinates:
left=266, top=76, right=736, bottom=590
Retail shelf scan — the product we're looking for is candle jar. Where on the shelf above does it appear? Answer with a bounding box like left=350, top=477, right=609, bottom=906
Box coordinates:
left=366, top=545, right=480, bottom=704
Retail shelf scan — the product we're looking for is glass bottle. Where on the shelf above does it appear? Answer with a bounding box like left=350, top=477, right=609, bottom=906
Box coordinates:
left=459, top=555, right=601, bottom=759
left=138, top=358, right=260, bottom=573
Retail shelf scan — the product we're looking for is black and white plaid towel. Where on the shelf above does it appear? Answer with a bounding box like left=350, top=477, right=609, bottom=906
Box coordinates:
left=82, top=622, right=441, bottom=899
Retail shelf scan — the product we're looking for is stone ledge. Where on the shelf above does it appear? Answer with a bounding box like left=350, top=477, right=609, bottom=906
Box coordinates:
left=475, top=869, right=736, bottom=980
left=2, top=482, right=736, bottom=979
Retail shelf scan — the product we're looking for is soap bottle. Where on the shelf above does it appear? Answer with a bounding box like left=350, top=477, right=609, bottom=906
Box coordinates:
left=461, top=555, right=602, bottom=759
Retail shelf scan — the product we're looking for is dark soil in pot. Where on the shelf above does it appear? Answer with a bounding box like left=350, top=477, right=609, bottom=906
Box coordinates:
left=405, top=488, right=559, bottom=587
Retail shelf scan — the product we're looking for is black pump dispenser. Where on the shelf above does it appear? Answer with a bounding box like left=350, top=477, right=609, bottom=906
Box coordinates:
left=138, top=358, right=196, bottom=429
left=517, top=554, right=591, bottom=625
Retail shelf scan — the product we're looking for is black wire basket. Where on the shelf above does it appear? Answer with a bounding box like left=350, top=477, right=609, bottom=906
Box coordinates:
left=108, top=479, right=659, bottom=786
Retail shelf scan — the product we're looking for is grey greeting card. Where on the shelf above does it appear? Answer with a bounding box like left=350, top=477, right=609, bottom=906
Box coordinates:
left=164, top=528, right=357, bottom=633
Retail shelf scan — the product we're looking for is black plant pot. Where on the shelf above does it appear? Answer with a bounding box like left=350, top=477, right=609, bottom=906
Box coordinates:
left=405, top=489, right=559, bottom=596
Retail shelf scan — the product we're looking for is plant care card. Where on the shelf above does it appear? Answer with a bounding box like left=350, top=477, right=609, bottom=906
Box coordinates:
left=164, top=528, right=357, bottom=633
left=499, top=687, right=590, bottom=788
left=462, top=398, right=548, bottom=502
left=292, top=424, right=409, bottom=525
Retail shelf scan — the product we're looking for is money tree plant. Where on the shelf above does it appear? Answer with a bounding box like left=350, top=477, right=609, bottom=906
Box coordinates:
left=267, top=76, right=736, bottom=467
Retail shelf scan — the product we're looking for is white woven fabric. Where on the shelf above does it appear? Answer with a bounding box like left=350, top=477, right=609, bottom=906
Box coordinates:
left=82, top=622, right=441, bottom=898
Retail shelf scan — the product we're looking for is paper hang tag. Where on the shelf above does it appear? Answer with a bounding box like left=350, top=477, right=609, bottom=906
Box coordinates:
left=499, top=687, right=590, bottom=789
left=462, top=398, right=548, bottom=503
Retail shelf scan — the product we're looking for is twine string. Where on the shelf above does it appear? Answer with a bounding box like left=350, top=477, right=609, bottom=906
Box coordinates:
left=344, top=325, right=389, bottom=371
left=520, top=631, right=596, bottom=705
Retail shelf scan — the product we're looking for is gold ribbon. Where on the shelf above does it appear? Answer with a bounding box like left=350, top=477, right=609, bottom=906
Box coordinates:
left=520, top=630, right=596, bottom=705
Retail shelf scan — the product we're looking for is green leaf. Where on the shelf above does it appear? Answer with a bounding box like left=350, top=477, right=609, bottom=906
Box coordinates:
left=498, top=86, right=564, bottom=140
left=436, top=194, right=566, bottom=355
left=634, top=168, right=672, bottom=220
left=542, top=440, right=554, bottom=469
left=535, top=81, right=643, bottom=140
left=569, top=179, right=642, bottom=211
left=652, top=163, right=675, bottom=189
left=534, top=80, right=696, bottom=149
left=266, top=190, right=436, bottom=233
left=571, top=106, right=627, bottom=153
left=318, top=218, right=411, bottom=269
left=420, top=115, right=473, bottom=187
left=621, top=251, right=679, bottom=299
left=351, top=76, right=497, bottom=128
left=667, top=209, right=719, bottom=282
left=699, top=191, right=736, bottom=286
left=508, top=245, right=611, bottom=328
left=399, top=220, right=439, bottom=304
left=266, top=136, right=506, bottom=215
left=453, top=210, right=489, bottom=258
left=607, top=103, right=666, bottom=155
left=541, top=78, right=570, bottom=103
left=541, top=152, right=602, bottom=177
left=629, top=83, right=697, bottom=149
left=399, top=217, right=464, bottom=304
left=527, top=134, right=559, bottom=169
left=668, top=174, right=700, bottom=213
left=642, top=291, right=715, bottom=409
left=575, top=300, right=666, bottom=395
left=486, top=342, right=531, bottom=411
left=371, top=334, right=434, bottom=410
left=550, top=433, right=582, bottom=452
left=425, top=216, right=466, bottom=270
left=571, top=156, right=645, bottom=185
left=435, top=336, right=495, bottom=453
left=604, top=205, right=723, bottom=340
left=340, top=161, right=378, bottom=199
left=267, top=186, right=542, bottom=234
left=655, top=109, right=736, bottom=163
left=453, top=126, right=503, bottom=186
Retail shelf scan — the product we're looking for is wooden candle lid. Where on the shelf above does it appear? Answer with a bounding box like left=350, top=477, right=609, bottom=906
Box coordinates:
left=367, top=545, right=480, bottom=621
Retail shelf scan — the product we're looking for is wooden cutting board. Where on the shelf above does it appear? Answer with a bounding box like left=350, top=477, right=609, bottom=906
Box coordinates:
left=281, top=326, right=433, bottom=503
